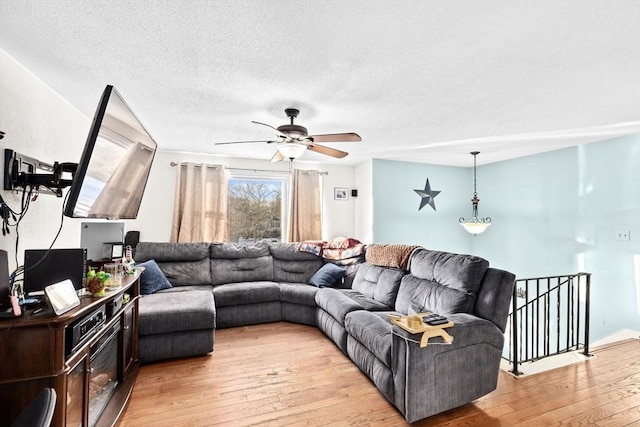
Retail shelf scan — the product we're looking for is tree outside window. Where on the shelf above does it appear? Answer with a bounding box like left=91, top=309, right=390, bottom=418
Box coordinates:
left=228, top=178, right=283, bottom=243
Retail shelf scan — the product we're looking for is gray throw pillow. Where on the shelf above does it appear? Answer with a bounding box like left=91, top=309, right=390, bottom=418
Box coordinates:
left=309, top=263, right=346, bottom=288
left=137, top=259, right=173, bottom=295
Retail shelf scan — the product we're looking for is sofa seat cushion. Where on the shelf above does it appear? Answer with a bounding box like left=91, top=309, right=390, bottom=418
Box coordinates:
left=315, top=288, right=365, bottom=325
left=345, top=310, right=393, bottom=367
left=340, top=289, right=393, bottom=311
left=279, top=283, right=319, bottom=306
left=138, top=289, right=216, bottom=336
left=213, top=281, right=280, bottom=307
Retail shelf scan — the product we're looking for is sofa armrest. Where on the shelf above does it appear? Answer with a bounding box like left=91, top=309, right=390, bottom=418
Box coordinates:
left=391, top=314, right=505, bottom=422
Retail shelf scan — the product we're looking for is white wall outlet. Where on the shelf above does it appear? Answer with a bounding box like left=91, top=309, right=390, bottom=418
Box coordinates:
left=616, top=231, right=631, bottom=241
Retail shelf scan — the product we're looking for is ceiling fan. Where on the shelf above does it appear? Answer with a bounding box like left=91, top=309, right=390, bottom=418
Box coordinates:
left=215, top=108, right=362, bottom=162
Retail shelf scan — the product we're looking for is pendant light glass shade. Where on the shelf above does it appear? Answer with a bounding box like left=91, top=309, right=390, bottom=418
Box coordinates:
left=277, top=143, right=307, bottom=159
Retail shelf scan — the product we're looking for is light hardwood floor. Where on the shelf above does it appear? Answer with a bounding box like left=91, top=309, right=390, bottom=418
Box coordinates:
left=119, top=322, right=640, bottom=426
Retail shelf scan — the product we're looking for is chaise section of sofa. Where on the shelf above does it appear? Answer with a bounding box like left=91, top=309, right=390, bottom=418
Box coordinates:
left=134, top=242, right=217, bottom=363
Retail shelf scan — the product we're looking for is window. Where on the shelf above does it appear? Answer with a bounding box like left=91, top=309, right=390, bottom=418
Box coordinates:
left=227, top=173, right=288, bottom=243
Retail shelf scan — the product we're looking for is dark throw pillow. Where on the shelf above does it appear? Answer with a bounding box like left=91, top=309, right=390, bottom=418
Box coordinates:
left=309, top=263, right=346, bottom=288
left=137, top=259, right=173, bottom=295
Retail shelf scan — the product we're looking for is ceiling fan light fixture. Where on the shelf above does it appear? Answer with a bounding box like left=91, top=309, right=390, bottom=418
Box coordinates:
left=277, top=142, right=307, bottom=159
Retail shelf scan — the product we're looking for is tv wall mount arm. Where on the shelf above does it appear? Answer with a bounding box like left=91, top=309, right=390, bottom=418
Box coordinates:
left=3, top=149, right=77, bottom=197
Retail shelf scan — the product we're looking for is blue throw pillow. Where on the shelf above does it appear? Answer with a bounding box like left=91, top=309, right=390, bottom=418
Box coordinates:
left=309, top=263, right=346, bottom=288
left=137, top=259, right=173, bottom=295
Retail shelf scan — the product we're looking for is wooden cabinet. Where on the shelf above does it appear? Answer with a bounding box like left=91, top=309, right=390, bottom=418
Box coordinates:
left=0, top=272, right=140, bottom=427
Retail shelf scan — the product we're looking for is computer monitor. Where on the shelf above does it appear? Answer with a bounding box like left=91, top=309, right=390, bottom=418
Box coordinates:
left=23, top=248, right=87, bottom=295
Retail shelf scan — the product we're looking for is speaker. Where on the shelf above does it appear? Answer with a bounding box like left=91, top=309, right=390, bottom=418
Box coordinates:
left=125, top=231, right=140, bottom=248
left=0, top=249, right=9, bottom=306
left=351, top=189, right=358, bottom=197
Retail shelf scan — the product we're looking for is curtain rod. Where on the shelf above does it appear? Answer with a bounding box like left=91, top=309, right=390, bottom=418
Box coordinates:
left=169, top=162, right=328, bottom=175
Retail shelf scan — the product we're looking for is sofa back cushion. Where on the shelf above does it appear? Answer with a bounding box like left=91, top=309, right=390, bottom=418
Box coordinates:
left=210, top=241, right=274, bottom=286
left=269, top=242, right=324, bottom=283
left=134, top=242, right=212, bottom=287
left=396, top=249, right=489, bottom=315
left=352, top=263, right=405, bottom=308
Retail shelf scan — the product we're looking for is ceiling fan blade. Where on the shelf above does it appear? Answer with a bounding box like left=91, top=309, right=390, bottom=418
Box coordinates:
left=309, top=132, right=362, bottom=143
left=252, top=121, right=290, bottom=139
left=215, top=140, right=275, bottom=145
left=307, top=143, right=349, bottom=159
left=270, top=151, right=285, bottom=163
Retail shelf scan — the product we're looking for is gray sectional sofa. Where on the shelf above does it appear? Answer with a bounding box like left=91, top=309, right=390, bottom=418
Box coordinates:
left=134, top=241, right=515, bottom=423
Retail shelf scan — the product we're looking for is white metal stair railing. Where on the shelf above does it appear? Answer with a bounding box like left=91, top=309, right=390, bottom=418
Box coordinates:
left=504, top=272, right=592, bottom=376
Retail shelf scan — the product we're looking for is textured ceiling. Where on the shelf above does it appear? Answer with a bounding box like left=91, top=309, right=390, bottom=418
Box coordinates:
left=1, top=0, right=639, bottom=166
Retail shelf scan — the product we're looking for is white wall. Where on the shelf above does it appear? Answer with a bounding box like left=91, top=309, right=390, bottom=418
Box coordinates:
left=354, top=159, right=373, bottom=243
left=0, top=49, right=90, bottom=270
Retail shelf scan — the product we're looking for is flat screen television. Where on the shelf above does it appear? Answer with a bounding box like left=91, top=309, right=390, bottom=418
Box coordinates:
left=64, top=85, right=157, bottom=219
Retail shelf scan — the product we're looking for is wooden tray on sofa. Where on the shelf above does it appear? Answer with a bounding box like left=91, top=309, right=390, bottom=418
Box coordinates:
left=388, top=313, right=454, bottom=348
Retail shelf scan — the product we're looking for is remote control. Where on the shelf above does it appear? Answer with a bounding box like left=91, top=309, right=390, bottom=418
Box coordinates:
left=422, top=314, right=448, bottom=325
left=426, top=318, right=449, bottom=325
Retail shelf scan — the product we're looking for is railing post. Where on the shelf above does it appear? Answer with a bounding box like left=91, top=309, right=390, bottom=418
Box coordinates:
left=583, top=273, right=591, bottom=356
left=510, top=279, right=521, bottom=375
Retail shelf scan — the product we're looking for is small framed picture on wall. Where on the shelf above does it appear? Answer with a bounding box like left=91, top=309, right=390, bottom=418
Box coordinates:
left=334, top=187, right=349, bottom=200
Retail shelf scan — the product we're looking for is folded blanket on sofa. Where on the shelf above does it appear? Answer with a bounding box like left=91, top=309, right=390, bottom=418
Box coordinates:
left=365, top=244, right=421, bottom=270
left=298, top=237, right=365, bottom=261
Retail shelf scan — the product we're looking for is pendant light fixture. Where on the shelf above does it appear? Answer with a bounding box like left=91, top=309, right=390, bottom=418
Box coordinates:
left=459, top=151, right=491, bottom=235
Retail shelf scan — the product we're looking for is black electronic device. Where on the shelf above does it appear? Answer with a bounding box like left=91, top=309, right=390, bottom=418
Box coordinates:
left=23, top=248, right=87, bottom=295
left=63, top=85, right=158, bottom=220
left=124, top=230, right=140, bottom=249
left=422, top=314, right=448, bottom=326
left=68, top=305, right=106, bottom=355
left=0, top=249, right=9, bottom=307
left=106, top=294, right=124, bottom=318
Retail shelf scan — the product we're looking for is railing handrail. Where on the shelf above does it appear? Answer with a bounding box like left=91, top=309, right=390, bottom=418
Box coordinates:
left=515, top=272, right=591, bottom=282
left=513, top=274, right=582, bottom=312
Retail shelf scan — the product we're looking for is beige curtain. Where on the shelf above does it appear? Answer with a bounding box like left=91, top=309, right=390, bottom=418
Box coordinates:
left=171, top=162, right=229, bottom=243
left=288, top=169, right=322, bottom=242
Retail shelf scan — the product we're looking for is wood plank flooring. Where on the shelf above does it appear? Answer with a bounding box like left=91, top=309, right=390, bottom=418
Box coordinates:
left=119, top=322, right=640, bottom=426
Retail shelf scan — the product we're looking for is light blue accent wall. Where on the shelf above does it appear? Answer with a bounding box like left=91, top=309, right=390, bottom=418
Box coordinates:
left=371, top=134, right=640, bottom=342
left=475, top=135, right=640, bottom=342
left=372, top=159, right=472, bottom=254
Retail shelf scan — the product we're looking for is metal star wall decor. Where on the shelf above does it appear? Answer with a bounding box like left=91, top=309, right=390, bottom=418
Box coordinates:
left=414, top=178, right=441, bottom=211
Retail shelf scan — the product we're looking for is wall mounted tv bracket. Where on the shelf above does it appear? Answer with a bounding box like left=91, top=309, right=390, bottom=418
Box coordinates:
left=3, top=149, right=77, bottom=197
